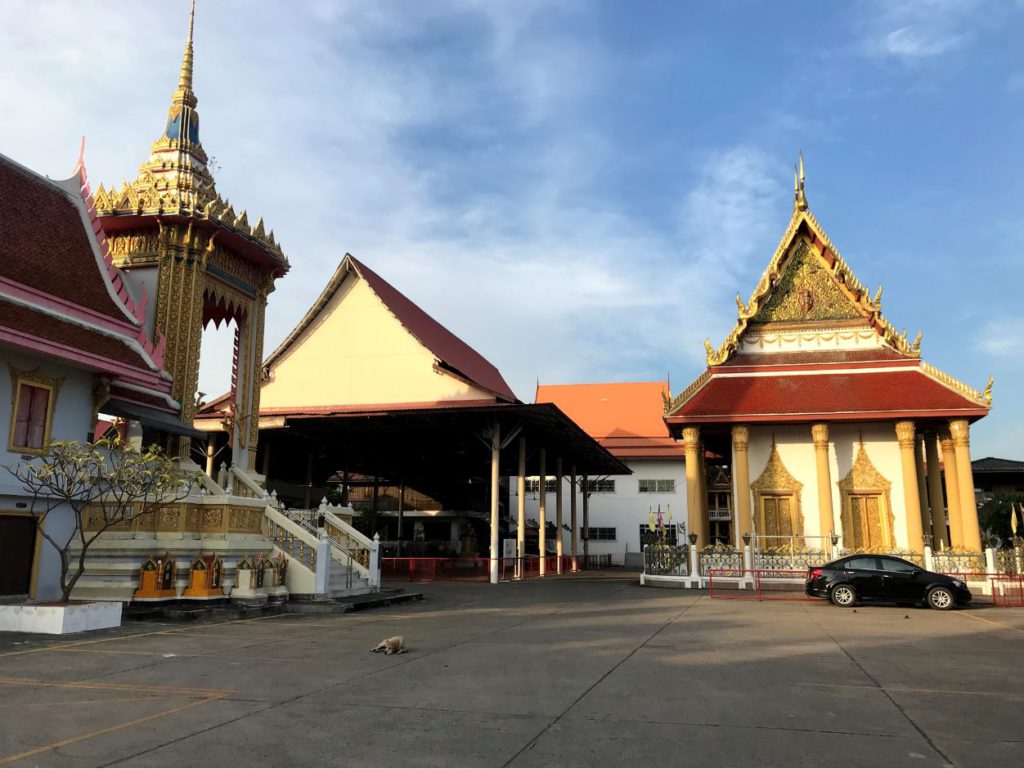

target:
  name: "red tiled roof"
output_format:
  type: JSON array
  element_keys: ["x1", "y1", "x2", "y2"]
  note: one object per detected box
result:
[
  {"x1": 0, "y1": 156, "x2": 130, "y2": 324},
  {"x1": 0, "y1": 301, "x2": 152, "y2": 372},
  {"x1": 666, "y1": 367, "x2": 989, "y2": 425},
  {"x1": 536, "y1": 381, "x2": 685, "y2": 458}
]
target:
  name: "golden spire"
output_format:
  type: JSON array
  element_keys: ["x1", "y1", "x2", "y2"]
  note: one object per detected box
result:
[
  {"x1": 794, "y1": 151, "x2": 807, "y2": 211},
  {"x1": 178, "y1": 0, "x2": 196, "y2": 95}
]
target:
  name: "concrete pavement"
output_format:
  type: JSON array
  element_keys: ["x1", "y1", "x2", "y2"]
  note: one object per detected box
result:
[{"x1": 1, "y1": 577, "x2": 1022, "y2": 766}]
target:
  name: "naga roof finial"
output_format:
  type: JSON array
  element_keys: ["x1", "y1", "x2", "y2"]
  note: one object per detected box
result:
[{"x1": 794, "y1": 150, "x2": 808, "y2": 211}]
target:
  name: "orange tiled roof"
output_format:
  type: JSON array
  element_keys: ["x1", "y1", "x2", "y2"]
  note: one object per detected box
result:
[{"x1": 535, "y1": 381, "x2": 684, "y2": 458}]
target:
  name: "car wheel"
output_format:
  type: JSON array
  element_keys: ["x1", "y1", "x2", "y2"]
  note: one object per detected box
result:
[
  {"x1": 927, "y1": 586, "x2": 955, "y2": 610},
  {"x1": 830, "y1": 584, "x2": 857, "y2": 607}
]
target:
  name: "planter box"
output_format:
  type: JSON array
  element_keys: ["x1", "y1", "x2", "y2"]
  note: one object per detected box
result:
[{"x1": 0, "y1": 601, "x2": 123, "y2": 635}]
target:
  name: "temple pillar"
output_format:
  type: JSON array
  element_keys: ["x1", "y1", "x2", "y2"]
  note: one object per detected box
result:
[
  {"x1": 538, "y1": 448, "x2": 547, "y2": 576},
  {"x1": 895, "y1": 421, "x2": 925, "y2": 551},
  {"x1": 205, "y1": 433, "x2": 216, "y2": 477},
  {"x1": 939, "y1": 429, "x2": 963, "y2": 548},
  {"x1": 570, "y1": 465, "x2": 578, "y2": 571},
  {"x1": 489, "y1": 422, "x2": 500, "y2": 584},
  {"x1": 731, "y1": 425, "x2": 752, "y2": 548},
  {"x1": 949, "y1": 419, "x2": 983, "y2": 552},
  {"x1": 925, "y1": 435, "x2": 946, "y2": 548},
  {"x1": 555, "y1": 457, "x2": 564, "y2": 573},
  {"x1": 682, "y1": 426, "x2": 704, "y2": 548},
  {"x1": 582, "y1": 474, "x2": 590, "y2": 562},
  {"x1": 914, "y1": 436, "x2": 931, "y2": 539},
  {"x1": 811, "y1": 423, "x2": 834, "y2": 545},
  {"x1": 517, "y1": 437, "x2": 526, "y2": 578}
]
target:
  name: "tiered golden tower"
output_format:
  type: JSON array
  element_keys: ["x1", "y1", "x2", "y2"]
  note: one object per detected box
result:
[{"x1": 93, "y1": 1, "x2": 288, "y2": 468}]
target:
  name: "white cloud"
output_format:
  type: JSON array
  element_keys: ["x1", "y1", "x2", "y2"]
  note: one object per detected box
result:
[
  {"x1": 978, "y1": 319, "x2": 1024, "y2": 362},
  {"x1": 858, "y1": 0, "x2": 982, "y2": 61},
  {"x1": 1, "y1": 0, "x2": 787, "y2": 404}
]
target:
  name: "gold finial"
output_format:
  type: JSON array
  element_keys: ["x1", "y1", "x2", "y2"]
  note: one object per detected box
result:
[
  {"x1": 736, "y1": 293, "x2": 747, "y2": 316},
  {"x1": 794, "y1": 151, "x2": 807, "y2": 211},
  {"x1": 872, "y1": 283, "x2": 883, "y2": 307},
  {"x1": 983, "y1": 375, "x2": 993, "y2": 404},
  {"x1": 911, "y1": 330, "x2": 922, "y2": 353},
  {"x1": 178, "y1": 0, "x2": 197, "y2": 93}
]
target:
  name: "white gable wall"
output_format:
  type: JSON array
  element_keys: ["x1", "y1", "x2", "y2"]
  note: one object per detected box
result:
[{"x1": 260, "y1": 274, "x2": 493, "y2": 410}]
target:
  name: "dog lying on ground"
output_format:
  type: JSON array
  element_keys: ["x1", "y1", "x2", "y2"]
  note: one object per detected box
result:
[{"x1": 370, "y1": 636, "x2": 406, "y2": 655}]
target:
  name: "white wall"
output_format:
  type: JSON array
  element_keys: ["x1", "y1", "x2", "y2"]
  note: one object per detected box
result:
[
  {"x1": 511, "y1": 457, "x2": 686, "y2": 565},
  {"x1": 743, "y1": 422, "x2": 908, "y2": 549},
  {"x1": 1, "y1": 346, "x2": 95, "y2": 599}
]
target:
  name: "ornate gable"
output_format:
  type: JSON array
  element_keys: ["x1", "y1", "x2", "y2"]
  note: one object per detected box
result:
[
  {"x1": 703, "y1": 159, "x2": 921, "y2": 366},
  {"x1": 750, "y1": 240, "x2": 864, "y2": 324}
]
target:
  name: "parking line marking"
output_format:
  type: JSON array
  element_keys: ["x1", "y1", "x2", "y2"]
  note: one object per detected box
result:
[
  {"x1": 0, "y1": 676, "x2": 228, "y2": 698},
  {"x1": 23, "y1": 695, "x2": 164, "y2": 708},
  {"x1": 959, "y1": 610, "x2": 1024, "y2": 636},
  {"x1": 798, "y1": 682, "x2": 1024, "y2": 699},
  {"x1": 0, "y1": 695, "x2": 224, "y2": 766}
]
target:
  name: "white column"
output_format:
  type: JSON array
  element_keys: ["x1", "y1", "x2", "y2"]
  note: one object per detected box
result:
[
  {"x1": 489, "y1": 422, "x2": 501, "y2": 585},
  {"x1": 555, "y1": 457, "x2": 564, "y2": 574},
  {"x1": 582, "y1": 474, "x2": 590, "y2": 564},
  {"x1": 517, "y1": 436, "x2": 526, "y2": 579},
  {"x1": 570, "y1": 465, "x2": 578, "y2": 571},
  {"x1": 538, "y1": 448, "x2": 547, "y2": 577},
  {"x1": 369, "y1": 533, "x2": 381, "y2": 591}
]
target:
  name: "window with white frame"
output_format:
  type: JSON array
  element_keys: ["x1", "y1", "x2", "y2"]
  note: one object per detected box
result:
[
  {"x1": 638, "y1": 479, "x2": 675, "y2": 493},
  {"x1": 583, "y1": 527, "x2": 616, "y2": 541},
  {"x1": 524, "y1": 478, "x2": 559, "y2": 493},
  {"x1": 586, "y1": 479, "x2": 615, "y2": 493}
]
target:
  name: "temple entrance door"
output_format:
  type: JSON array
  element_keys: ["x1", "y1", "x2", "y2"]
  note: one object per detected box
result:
[
  {"x1": 0, "y1": 515, "x2": 37, "y2": 596},
  {"x1": 758, "y1": 494, "x2": 797, "y2": 550},
  {"x1": 845, "y1": 494, "x2": 889, "y2": 551}
]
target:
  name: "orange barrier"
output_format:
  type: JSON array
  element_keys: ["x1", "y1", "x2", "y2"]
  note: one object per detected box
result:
[
  {"x1": 380, "y1": 554, "x2": 612, "y2": 582},
  {"x1": 708, "y1": 568, "x2": 818, "y2": 602}
]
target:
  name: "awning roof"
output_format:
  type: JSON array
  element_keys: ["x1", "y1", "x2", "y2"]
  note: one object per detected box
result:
[
  {"x1": 102, "y1": 398, "x2": 204, "y2": 440},
  {"x1": 255, "y1": 402, "x2": 630, "y2": 506}
]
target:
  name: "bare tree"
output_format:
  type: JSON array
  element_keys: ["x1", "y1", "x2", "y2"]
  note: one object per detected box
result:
[{"x1": 5, "y1": 438, "x2": 194, "y2": 602}]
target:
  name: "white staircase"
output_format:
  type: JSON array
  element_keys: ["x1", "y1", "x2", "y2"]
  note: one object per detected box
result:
[{"x1": 69, "y1": 465, "x2": 380, "y2": 603}]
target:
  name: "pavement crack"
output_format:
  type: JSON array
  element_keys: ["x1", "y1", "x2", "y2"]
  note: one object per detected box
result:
[
  {"x1": 502, "y1": 594, "x2": 702, "y2": 767},
  {"x1": 801, "y1": 603, "x2": 956, "y2": 767}
]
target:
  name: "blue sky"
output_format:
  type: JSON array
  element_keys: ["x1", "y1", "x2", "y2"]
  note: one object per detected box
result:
[{"x1": 2, "y1": 0, "x2": 1022, "y2": 457}]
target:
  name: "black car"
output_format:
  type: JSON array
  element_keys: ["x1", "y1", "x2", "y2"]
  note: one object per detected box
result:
[{"x1": 805, "y1": 554, "x2": 971, "y2": 610}]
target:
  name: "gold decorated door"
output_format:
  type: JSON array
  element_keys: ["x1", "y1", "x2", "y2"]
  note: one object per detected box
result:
[
  {"x1": 844, "y1": 494, "x2": 889, "y2": 551},
  {"x1": 758, "y1": 494, "x2": 796, "y2": 549}
]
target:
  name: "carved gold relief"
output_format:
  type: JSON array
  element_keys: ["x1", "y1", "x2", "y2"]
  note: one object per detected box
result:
[{"x1": 752, "y1": 241, "x2": 862, "y2": 324}]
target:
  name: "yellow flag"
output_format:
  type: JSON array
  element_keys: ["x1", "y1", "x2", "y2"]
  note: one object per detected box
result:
[
  {"x1": 648, "y1": 510, "x2": 656, "y2": 532},
  {"x1": 1012, "y1": 504, "x2": 1019, "y2": 536}
]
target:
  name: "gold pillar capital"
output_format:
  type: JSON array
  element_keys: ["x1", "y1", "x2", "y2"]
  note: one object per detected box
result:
[
  {"x1": 811, "y1": 422, "x2": 829, "y2": 449},
  {"x1": 682, "y1": 425, "x2": 700, "y2": 450},
  {"x1": 731, "y1": 424, "x2": 749, "y2": 451},
  {"x1": 894, "y1": 420, "x2": 917, "y2": 449},
  {"x1": 949, "y1": 419, "x2": 970, "y2": 448}
]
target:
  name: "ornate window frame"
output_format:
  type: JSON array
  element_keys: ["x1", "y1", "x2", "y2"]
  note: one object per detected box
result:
[
  {"x1": 8, "y1": 366, "x2": 64, "y2": 456},
  {"x1": 837, "y1": 442, "x2": 895, "y2": 551},
  {"x1": 750, "y1": 440, "x2": 805, "y2": 540}
]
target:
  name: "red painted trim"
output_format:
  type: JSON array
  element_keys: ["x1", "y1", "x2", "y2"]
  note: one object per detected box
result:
[
  {"x1": 0, "y1": 325, "x2": 172, "y2": 393},
  {"x1": 195, "y1": 398, "x2": 501, "y2": 419},
  {"x1": 665, "y1": 408, "x2": 989, "y2": 425},
  {"x1": 712, "y1": 358, "x2": 919, "y2": 375}
]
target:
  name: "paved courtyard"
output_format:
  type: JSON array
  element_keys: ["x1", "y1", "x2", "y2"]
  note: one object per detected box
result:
[{"x1": 1, "y1": 576, "x2": 1023, "y2": 767}]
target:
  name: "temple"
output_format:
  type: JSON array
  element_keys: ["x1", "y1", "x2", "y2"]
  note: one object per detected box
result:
[
  {"x1": 91, "y1": 0, "x2": 288, "y2": 470},
  {"x1": 664, "y1": 156, "x2": 992, "y2": 556}
]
